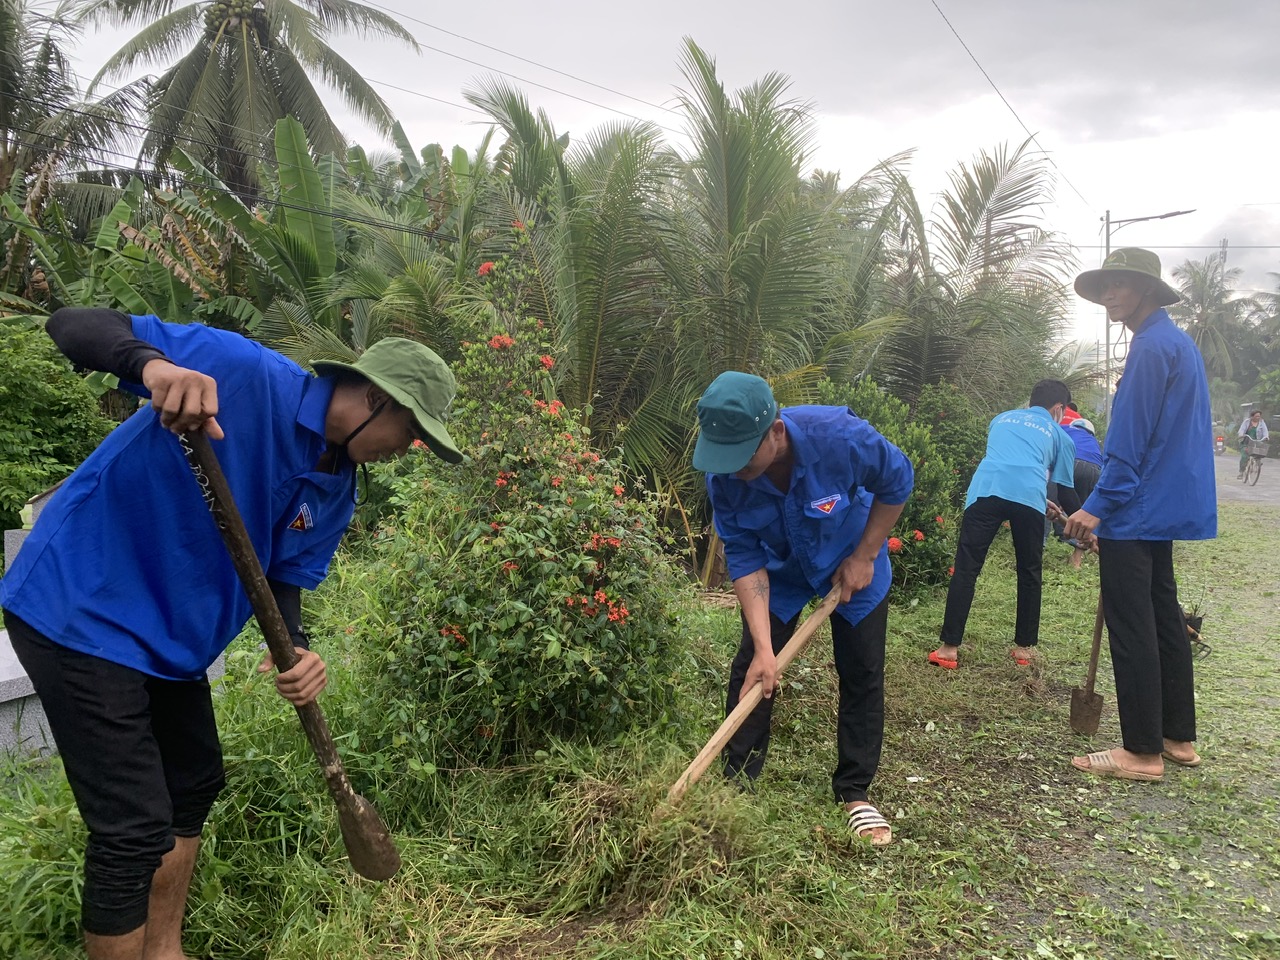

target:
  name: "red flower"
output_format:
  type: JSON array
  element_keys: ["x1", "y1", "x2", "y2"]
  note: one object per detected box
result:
[
  {"x1": 488, "y1": 333, "x2": 514, "y2": 349},
  {"x1": 540, "y1": 355, "x2": 555, "y2": 370},
  {"x1": 613, "y1": 485, "x2": 625, "y2": 497},
  {"x1": 490, "y1": 521, "x2": 503, "y2": 531},
  {"x1": 502, "y1": 561, "x2": 519, "y2": 572},
  {"x1": 948, "y1": 566, "x2": 955, "y2": 576},
  {"x1": 913, "y1": 530, "x2": 925, "y2": 542},
  {"x1": 887, "y1": 537, "x2": 903, "y2": 554},
  {"x1": 935, "y1": 515, "x2": 945, "y2": 525},
  {"x1": 551, "y1": 476, "x2": 563, "y2": 487},
  {"x1": 477, "y1": 261, "x2": 495, "y2": 277},
  {"x1": 412, "y1": 439, "x2": 425, "y2": 449},
  {"x1": 512, "y1": 220, "x2": 524, "y2": 231}
]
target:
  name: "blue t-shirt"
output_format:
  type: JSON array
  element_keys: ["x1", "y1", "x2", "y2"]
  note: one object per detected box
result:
[
  {"x1": 707, "y1": 406, "x2": 914, "y2": 626},
  {"x1": 1083, "y1": 310, "x2": 1216, "y2": 541},
  {"x1": 965, "y1": 406, "x2": 1077, "y2": 512},
  {"x1": 1063, "y1": 424, "x2": 1103, "y2": 467},
  {"x1": 0, "y1": 317, "x2": 357, "y2": 680}
]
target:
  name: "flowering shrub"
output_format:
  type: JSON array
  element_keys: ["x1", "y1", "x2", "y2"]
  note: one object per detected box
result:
[
  {"x1": 818, "y1": 378, "x2": 958, "y2": 599},
  {"x1": 352, "y1": 320, "x2": 682, "y2": 767}
]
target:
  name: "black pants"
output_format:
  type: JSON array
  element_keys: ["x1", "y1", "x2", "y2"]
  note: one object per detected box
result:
[
  {"x1": 1097, "y1": 539, "x2": 1196, "y2": 754},
  {"x1": 723, "y1": 595, "x2": 888, "y2": 804},
  {"x1": 940, "y1": 496, "x2": 1044, "y2": 648},
  {"x1": 3, "y1": 611, "x2": 225, "y2": 937}
]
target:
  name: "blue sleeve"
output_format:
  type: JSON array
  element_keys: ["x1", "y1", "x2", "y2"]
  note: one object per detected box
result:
[
  {"x1": 127, "y1": 315, "x2": 263, "y2": 402},
  {"x1": 1083, "y1": 342, "x2": 1168, "y2": 520},
  {"x1": 846, "y1": 415, "x2": 914, "y2": 505},
  {"x1": 1052, "y1": 429, "x2": 1076, "y2": 488},
  {"x1": 707, "y1": 475, "x2": 768, "y2": 581}
]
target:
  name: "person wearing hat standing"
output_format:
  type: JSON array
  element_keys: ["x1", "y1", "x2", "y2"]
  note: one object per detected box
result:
[
  {"x1": 1064, "y1": 248, "x2": 1216, "y2": 781},
  {"x1": 0, "y1": 307, "x2": 462, "y2": 960},
  {"x1": 694, "y1": 372, "x2": 914, "y2": 844}
]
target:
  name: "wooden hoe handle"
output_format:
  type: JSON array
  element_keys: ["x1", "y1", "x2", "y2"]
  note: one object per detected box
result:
[
  {"x1": 180, "y1": 430, "x2": 400, "y2": 881},
  {"x1": 666, "y1": 586, "x2": 842, "y2": 805}
]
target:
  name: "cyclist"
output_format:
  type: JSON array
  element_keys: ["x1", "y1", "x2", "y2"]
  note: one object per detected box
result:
[{"x1": 1237, "y1": 410, "x2": 1269, "y2": 479}]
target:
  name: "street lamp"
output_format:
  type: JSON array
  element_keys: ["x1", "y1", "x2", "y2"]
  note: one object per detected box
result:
[{"x1": 1100, "y1": 208, "x2": 1196, "y2": 416}]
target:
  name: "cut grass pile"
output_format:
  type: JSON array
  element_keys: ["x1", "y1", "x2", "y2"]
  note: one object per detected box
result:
[{"x1": 1, "y1": 501, "x2": 1277, "y2": 959}]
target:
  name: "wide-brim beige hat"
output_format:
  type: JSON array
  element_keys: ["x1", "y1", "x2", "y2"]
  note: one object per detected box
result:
[{"x1": 1074, "y1": 247, "x2": 1180, "y2": 307}]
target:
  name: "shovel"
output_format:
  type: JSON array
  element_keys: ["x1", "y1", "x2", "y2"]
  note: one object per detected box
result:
[
  {"x1": 1070, "y1": 592, "x2": 1106, "y2": 736},
  {"x1": 666, "y1": 586, "x2": 841, "y2": 805},
  {"x1": 180, "y1": 430, "x2": 401, "y2": 881}
]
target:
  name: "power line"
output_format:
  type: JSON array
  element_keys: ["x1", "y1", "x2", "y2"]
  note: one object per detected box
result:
[
  {"x1": 340, "y1": 17, "x2": 684, "y2": 137},
  {"x1": 1076, "y1": 244, "x2": 1280, "y2": 250},
  {"x1": 363, "y1": 1, "x2": 680, "y2": 117},
  {"x1": 928, "y1": 0, "x2": 1091, "y2": 210}
]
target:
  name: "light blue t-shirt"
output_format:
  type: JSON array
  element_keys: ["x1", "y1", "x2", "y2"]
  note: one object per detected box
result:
[
  {"x1": 965, "y1": 406, "x2": 1077, "y2": 512},
  {"x1": 0, "y1": 317, "x2": 357, "y2": 680}
]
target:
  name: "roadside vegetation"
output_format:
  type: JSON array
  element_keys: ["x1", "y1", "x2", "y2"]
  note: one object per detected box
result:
[
  {"x1": 3, "y1": 6, "x2": 1279, "y2": 958},
  {"x1": 2, "y1": 497, "x2": 1276, "y2": 959}
]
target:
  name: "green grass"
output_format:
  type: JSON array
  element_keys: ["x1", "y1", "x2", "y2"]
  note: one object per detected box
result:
[{"x1": 2, "y1": 502, "x2": 1278, "y2": 959}]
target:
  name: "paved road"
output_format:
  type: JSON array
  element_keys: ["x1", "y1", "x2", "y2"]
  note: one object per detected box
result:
[{"x1": 1213, "y1": 445, "x2": 1279, "y2": 504}]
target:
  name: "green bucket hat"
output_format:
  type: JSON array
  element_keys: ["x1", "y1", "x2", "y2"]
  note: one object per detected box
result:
[
  {"x1": 1074, "y1": 247, "x2": 1181, "y2": 307},
  {"x1": 692, "y1": 371, "x2": 778, "y2": 474},
  {"x1": 313, "y1": 338, "x2": 463, "y2": 463}
]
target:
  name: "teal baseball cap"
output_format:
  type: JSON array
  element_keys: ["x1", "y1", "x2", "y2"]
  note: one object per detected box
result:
[{"x1": 693, "y1": 371, "x2": 778, "y2": 474}]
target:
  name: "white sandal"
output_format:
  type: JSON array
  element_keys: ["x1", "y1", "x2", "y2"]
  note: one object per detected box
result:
[{"x1": 846, "y1": 803, "x2": 893, "y2": 846}]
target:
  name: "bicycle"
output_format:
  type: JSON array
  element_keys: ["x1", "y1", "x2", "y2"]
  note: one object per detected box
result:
[{"x1": 1241, "y1": 438, "x2": 1269, "y2": 485}]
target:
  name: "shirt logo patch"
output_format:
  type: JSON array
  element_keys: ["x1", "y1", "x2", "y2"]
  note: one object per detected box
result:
[
  {"x1": 811, "y1": 494, "x2": 842, "y2": 514},
  {"x1": 288, "y1": 503, "x2": 314, "y2": 531}
]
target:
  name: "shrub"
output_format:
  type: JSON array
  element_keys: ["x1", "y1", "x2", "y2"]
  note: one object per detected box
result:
[
  {"x1": 913, "y1": 381, "x2": 989, "y2": 506},
  {"x1": 0, "y1": 326, "x2": 114, "y2": 530},
  {"x1": 349, "y1": 321, "x2": 684, "y2": 780},
  {"x1": 817, "y1": 378, "x2": 958, "y2": 599}
]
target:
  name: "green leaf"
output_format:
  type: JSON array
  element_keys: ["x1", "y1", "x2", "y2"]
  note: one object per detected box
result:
[{"x1": 273, "y1": 116, "x2": 336, "y2": 277}]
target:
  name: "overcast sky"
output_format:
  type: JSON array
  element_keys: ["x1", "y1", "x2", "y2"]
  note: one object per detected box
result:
[{"x1": 69, "y1": 0, "x2": 1280, "y2": 349}]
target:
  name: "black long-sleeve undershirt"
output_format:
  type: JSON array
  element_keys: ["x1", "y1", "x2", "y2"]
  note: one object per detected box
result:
[
  {"x1": 46, "y1": 307, "x2": 311, "y2": 649},
  {"x1": 45, "y1": 307, "x2": 171, "y2": 384}
]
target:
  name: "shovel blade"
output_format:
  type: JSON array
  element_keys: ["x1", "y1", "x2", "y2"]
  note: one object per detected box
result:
[
  {"x1": 1069, "y1": 686, "x2": 1104, "y2": 736},
  {"x1": 337, "y1": 793, "x2": 402, "y2": 881}
]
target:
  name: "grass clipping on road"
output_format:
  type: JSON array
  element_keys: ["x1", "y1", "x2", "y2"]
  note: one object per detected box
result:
[{"x1": 2, "y1": 503, "x2": 1278, "y2": 959}]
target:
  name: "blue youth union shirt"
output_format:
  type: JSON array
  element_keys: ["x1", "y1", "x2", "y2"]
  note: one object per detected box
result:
[
  {"x1": 965, "y1": 406, "x2": 1077, "y2": 512},
  {"x1": 1083, "y1": 310, "x2": 1216, "y2": 541},
  {"x1": 707, "y1": 406, "x2": 914, "y2": 626},
  {"x1": 0, "y1": 317, "x2": 357, "y2": 680},
  {"x1": 1064, "y1": 424, "x2": 1103, "y2": 467}
]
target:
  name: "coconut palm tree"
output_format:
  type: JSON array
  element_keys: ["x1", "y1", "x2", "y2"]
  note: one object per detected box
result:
[
  {"x1": 79, "y1": 0, "x2": 418, "y2": 198},
  {"x1": 1, "y1": 0, "x2": 144, "y2": 291},
  {"x1": 838, "y1": 139, "x2": 1076, "y2": 411},
  {"x1": 1168, "y1": 254, "x2": 1257, "y2": 379}
]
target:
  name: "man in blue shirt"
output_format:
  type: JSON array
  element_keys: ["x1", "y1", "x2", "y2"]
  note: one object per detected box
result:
[
  {"x1": 1065, "y1": 248, "x2": 1216, "y2": 781},
  {"x1": 1, "y1": 308, "x2": 461, "y2": 960},
  {"x1": 1060, "y1": 418, "x2": 1104, "y2": 569},
  {"x1": 695, "y1": 372, "x2": 914, "y2": 845},
  {"x1": 929, "y1": 380, "x2": 1080, "y2": 669}
]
